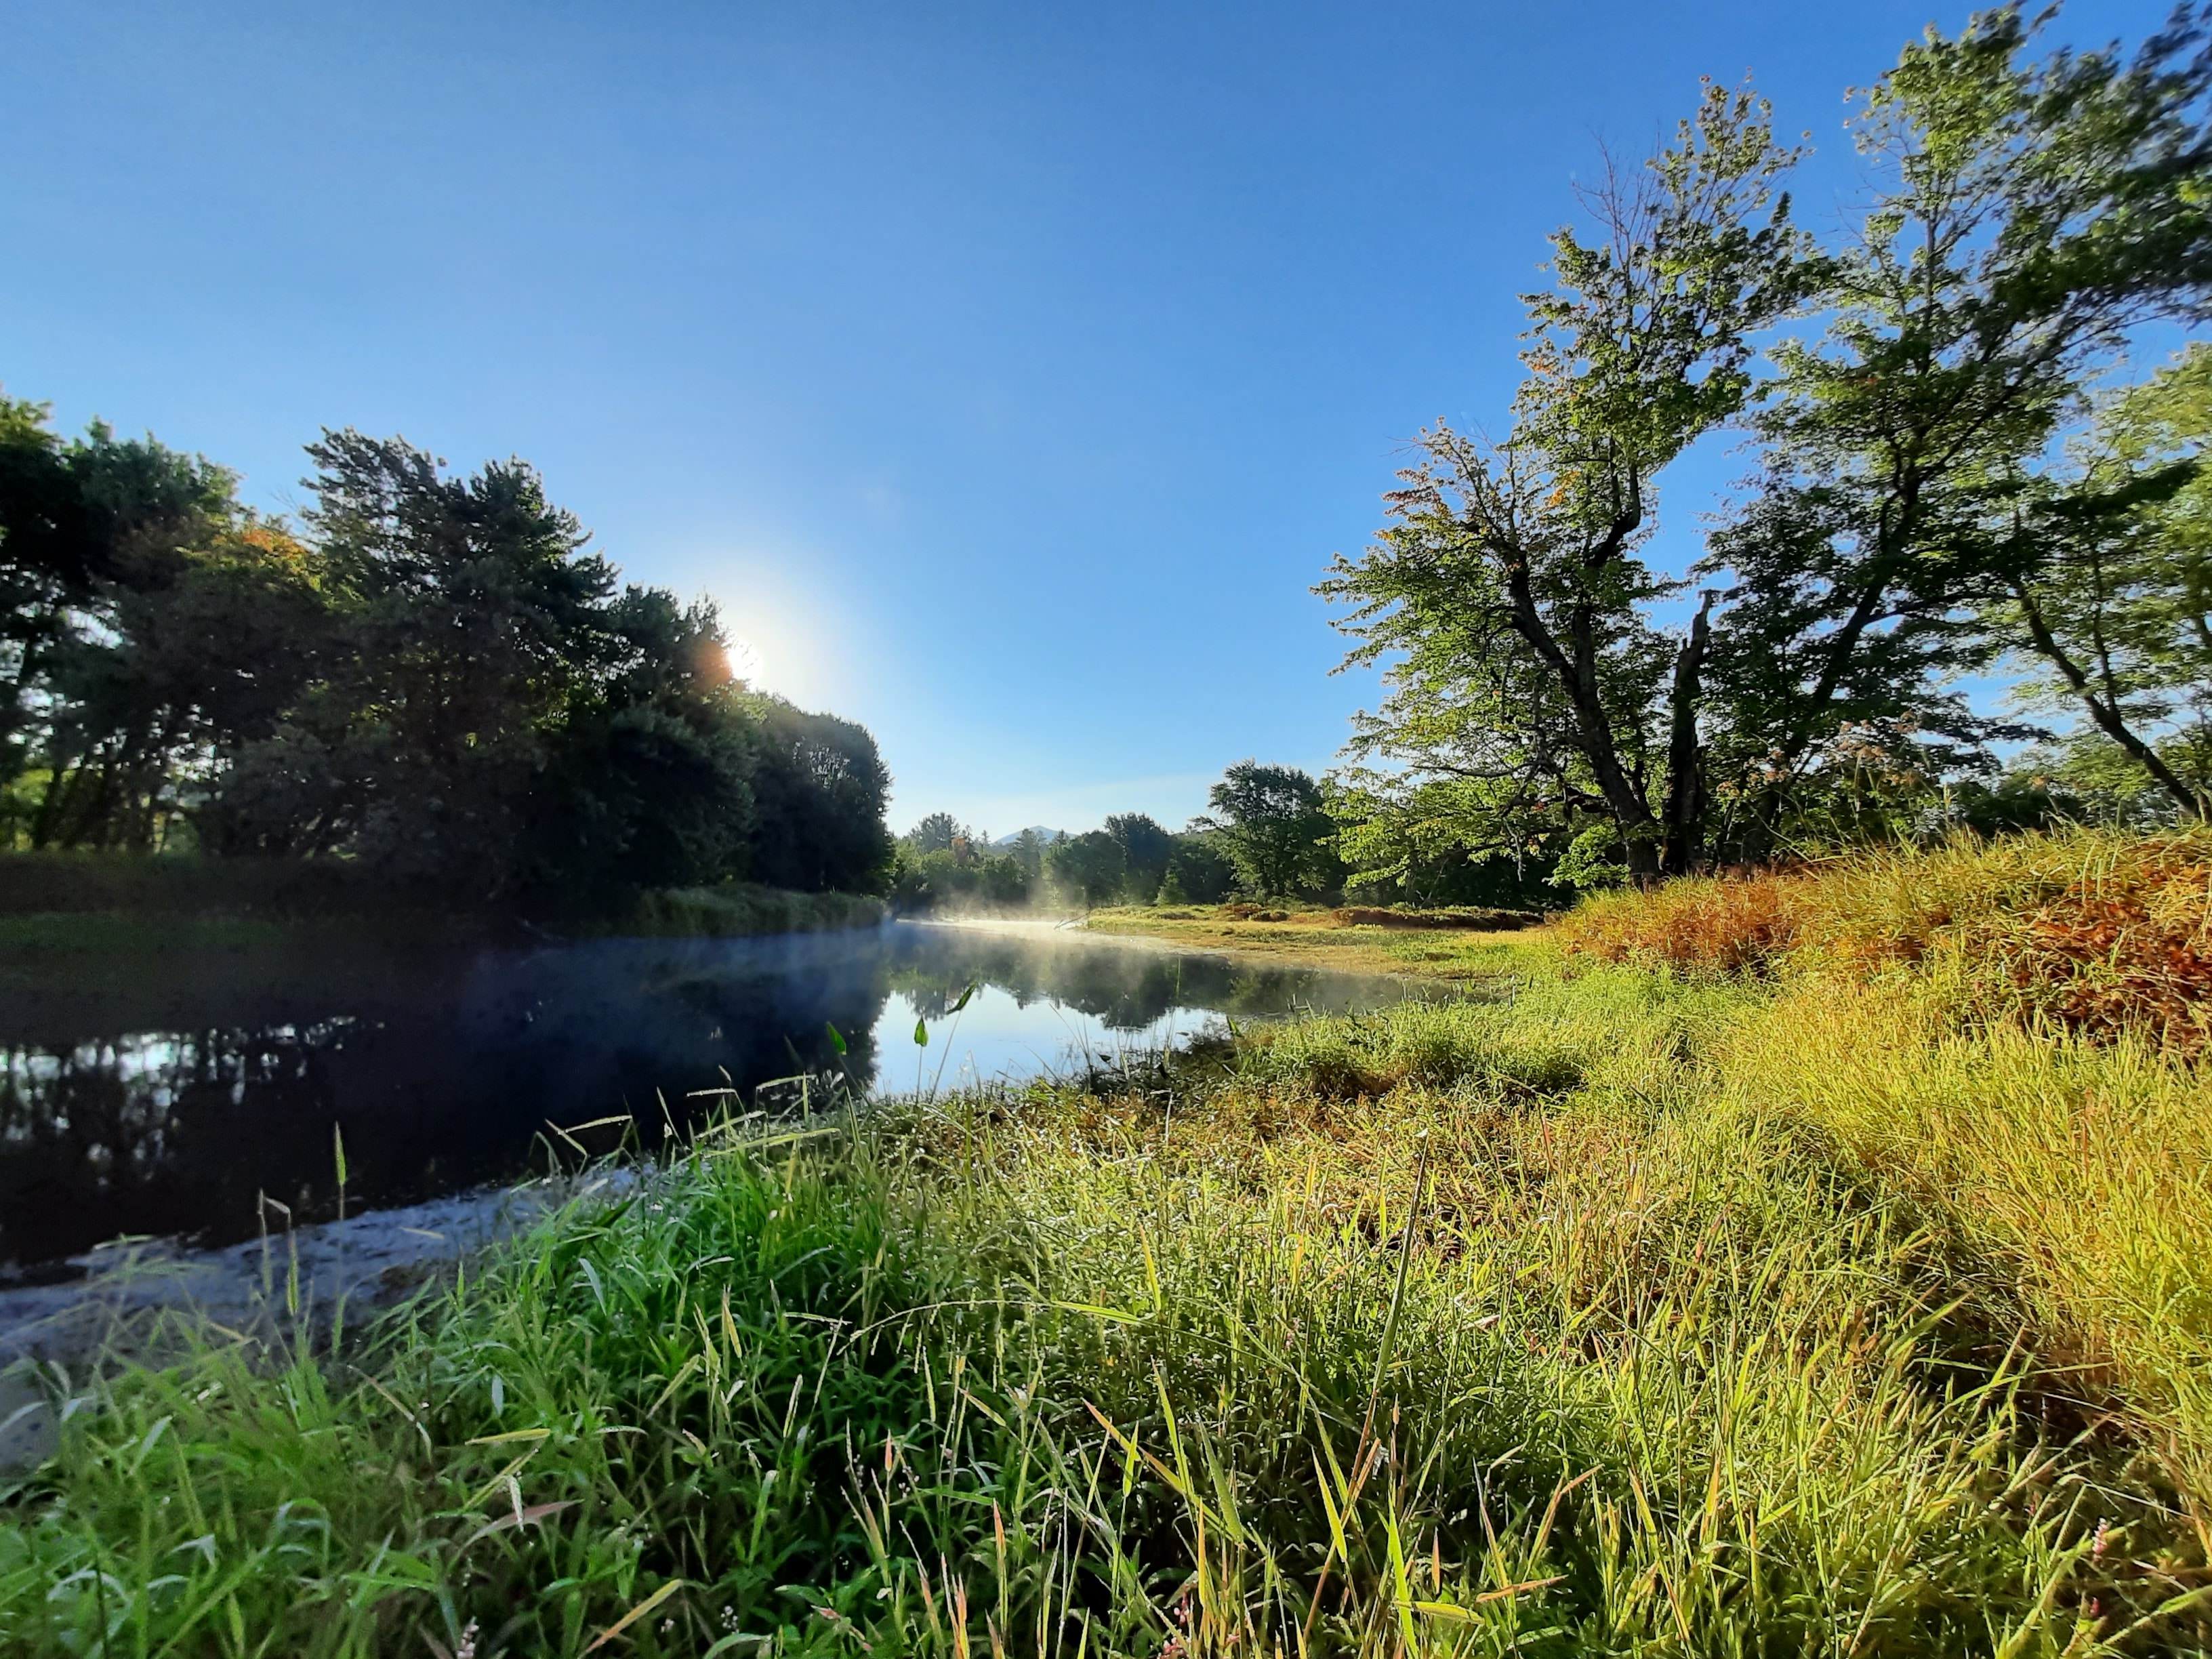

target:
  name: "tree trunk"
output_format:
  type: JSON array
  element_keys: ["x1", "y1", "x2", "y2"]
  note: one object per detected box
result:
[
  {"x1": 1660, "y1": 592, "x2": 1715, "y2": 876},
  {"x1": 29, "y1": 754, "x2": 81, "y2": 850},
  {"x1": 1499, "y1": 560, "x2": 1664, "y2": 867}
]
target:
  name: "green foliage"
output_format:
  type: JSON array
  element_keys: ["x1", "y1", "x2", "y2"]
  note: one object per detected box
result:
[
  {"x1": 1986, "y1": 344, "x2": 2212, "y2": 814},
  {"x1": 907, "y1": 812, "x2": 965, "y2": 855},
  {"x1": 1199, "y1": 761, "x2": 1342, "y2": 899},
  {"x1": 0, "y1": 397, "x2": 265, "y2": 845},
  {"x1": 888, "y1": 817, "x2": 1230, "y2": 916},
  {"x1": 1705, "y1": 5, "x2": 2212, "y2": 849},
  {"x1": 891, "y1": 843, "x2": 1033, "y2": 912},
  {"x1": 893, "y1": 817, "x2": 1031, "y2": 911},
  {"x1": 1008, "y1": 827, "x2": 1047, "y2": 881},
  {"x1": 1328, "y1": 774, "x2": 1559, "y2": 905},
  {"x1": 1164, "y1": 830, "x2": 1236, "y2": 904},
  {"x1": 1319, "y1": 83, "x2": 1805, "y2": 880},
  {"x1": 743, "y1": 700, "x2": 895, "y2": 895},
  {"x1": 0, "y1": 414, "x2": 893, "y2": 903},
  {"x1": 1324, "y1": 8, "x2": 2212, "y2": 876},
  {"x1": 1103, "y1": 813, "x2": 1173, "y2": 903},
  {"x1": 1044, "y1": 827, "x2": 1126, "y2": 907}
]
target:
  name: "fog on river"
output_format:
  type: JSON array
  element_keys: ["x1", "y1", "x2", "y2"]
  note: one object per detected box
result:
[{"x1": 0, "y1": 921, "x2": 1425, "y2": 1272}]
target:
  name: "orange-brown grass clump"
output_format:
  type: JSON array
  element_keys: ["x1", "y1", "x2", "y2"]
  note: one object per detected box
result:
[
  {"x1": 1948, "y1": 838, "x2": 2212, "y2": 1052},
  {"x1": 1554, "y1": 869, "x2": 1807, "y2": 972},
  {"x1": 1559, "y1": 825, "x2": 2212, "y2": 1054}
]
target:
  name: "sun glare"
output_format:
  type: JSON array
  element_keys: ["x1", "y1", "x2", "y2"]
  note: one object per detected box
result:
[{"x1": 725, "y1": 634, "x2": 763, "y2": 684}]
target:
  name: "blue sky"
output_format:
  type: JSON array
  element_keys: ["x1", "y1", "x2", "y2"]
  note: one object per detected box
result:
[{"x1": 0, "y1": 0, "x2": 2155, "y2": 836}]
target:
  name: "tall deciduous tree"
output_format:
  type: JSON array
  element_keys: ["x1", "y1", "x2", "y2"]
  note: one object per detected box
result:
[
  {"x1": 1046, "y1": 829, "x2": 1126, "y2": 907},
  {"x1": 1105, "y1": 811, "x2": 1174, "y2": 901},
  {"x1": 0, "y1": 401, "x2": 287, "y2": 850},
  {"x1": 1200, "y1": 761, "x2": 1340, "y2": 898},
  {"x1": 206, "y1": 431, "x2": 619, "y2": 881},
  {"x1": 1706, "y1": 3, "x2": 2212, "y2": 849},
  {"x1": 744, "y1": 699, "x2": 894, "y2": 892},
  {"x1": 1329, "y1": 7, "x2": 2212, "y2": 880},
  {"x1": 1987, "y1": 344, "x2": 2212, "y2": 813},
  {"x1": 1322, "y1": 82, "x2": 1805, "y2": 879},
  {"x1": 907, "y1": 812, "x2": 964, "y2": 854}
]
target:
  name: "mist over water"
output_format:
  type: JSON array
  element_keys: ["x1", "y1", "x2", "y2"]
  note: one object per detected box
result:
[{"x1": 0, "y1": 922, "x2": 1418, "y2": 1273}]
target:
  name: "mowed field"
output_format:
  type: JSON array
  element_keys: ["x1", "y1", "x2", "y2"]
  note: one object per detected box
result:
[{"x1": 1083, "y1": 903, "x2": 1545, "y2": 983}]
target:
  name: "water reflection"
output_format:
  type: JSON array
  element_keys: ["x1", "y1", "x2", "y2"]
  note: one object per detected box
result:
[{"x1": 0, "y1": 922, "x2": 1413, "y2": 1270}]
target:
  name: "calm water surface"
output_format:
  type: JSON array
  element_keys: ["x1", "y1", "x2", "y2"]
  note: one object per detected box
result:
[{"x1": 0, "y1": 920, "x2": 1421, "y2": 1271}]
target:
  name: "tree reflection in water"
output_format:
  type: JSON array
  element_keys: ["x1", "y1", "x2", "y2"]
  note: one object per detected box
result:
[{"x1": 0, "y1": 925, "x2": 1411, "y2": 1271}]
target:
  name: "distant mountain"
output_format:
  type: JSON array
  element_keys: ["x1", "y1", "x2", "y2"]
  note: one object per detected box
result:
[{"x1": 991, "y1": 825, "x2": 1069, "y2": 847}]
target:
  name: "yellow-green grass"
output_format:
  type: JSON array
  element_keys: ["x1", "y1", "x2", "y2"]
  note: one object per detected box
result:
[
  {"x1": 1545, "y1": 826, "x2": 2212, "y2": 1524},
  {"x1": 1084, "y1": 903, "x2": 1545, "y2": 984},
  {"x1": 8, "y1": 921, "x2": 2212, "y2": 1654},
  {"x1": 1724, "y1": 982, "x2": 2212, "y2": 1521}
]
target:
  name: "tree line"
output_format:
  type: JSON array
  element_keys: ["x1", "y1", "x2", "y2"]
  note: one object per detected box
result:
[
  {"x1": 0, "y1": 414, "x2": 893, "y2": 903},
  {"x1": 1324, "y1": 5, "x2": 2212, "y2": 888},
  {"x1": 893, "y1": 759, "x2": 1551, "y2": 911}
]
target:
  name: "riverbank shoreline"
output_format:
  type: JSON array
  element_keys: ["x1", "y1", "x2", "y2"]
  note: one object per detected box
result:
[
  {"x1": 9, "y1": 831, "x2": 2211, "y2": 1653},
  {"x1": 0, "y1": 850, "x2": 889, "y2": 948},
  {"x1": 0, "y1": 1176, "x2": 626, "y2": 1468}
]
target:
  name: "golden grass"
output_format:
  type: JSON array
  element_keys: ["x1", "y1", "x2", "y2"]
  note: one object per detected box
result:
[
  {"x1": 1548, "y1": 827, "x2": 2212, "y2": 1537},
  {"x1": 1725, "y1": 982, "x2": 2212, "y2": 1515},
  {"x1": 1559, "y1": 826, "x2": 2212, "y2": 1052}
]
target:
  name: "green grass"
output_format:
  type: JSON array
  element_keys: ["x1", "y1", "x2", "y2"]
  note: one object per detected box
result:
[
  {"x1": 0, "y1": 909, "x2": 457, "y2": 1018},
  {"x1": 0, "y1": 909, "x2": 298, "y2": 956},
  {"x1": 8, "y1": 942, "x2": 2212, "y2": 1654}
]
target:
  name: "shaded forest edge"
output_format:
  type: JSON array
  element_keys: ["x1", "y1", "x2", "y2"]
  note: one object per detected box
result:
[{"x1": 0, "y1": 851, "x2": 888, "y2": 944}]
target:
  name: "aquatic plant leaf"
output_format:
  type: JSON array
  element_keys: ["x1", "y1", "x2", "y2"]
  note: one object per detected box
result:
[
  {"x1": 825, "y1": 1022, "x2": 847, "y2": 1055},
  {"x1": 914, "y1": 1017, "x2": 929, "y2": 1047}
]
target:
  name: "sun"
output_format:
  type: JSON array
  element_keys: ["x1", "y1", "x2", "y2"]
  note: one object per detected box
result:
[{"x1": 724, "y1": 634, "x2": 764, "y2": 684}]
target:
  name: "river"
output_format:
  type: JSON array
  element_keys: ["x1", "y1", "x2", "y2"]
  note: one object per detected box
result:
[{"x1": 0, "y1": 919, "x2": 1422, "y2": 1276}]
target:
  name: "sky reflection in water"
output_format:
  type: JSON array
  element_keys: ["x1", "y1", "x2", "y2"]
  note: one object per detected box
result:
[{"x1": 0, "y1": 922, "x2": 1416, "y2": 1271}]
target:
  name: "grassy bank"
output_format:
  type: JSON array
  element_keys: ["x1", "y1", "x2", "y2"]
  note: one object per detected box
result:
[
  {"x1": 1084, "y1": 902, "x2": 1540, "y2": 982},
  {"x1": 5, "y1": 829, "x2": 2211, "y2": 1655}
]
